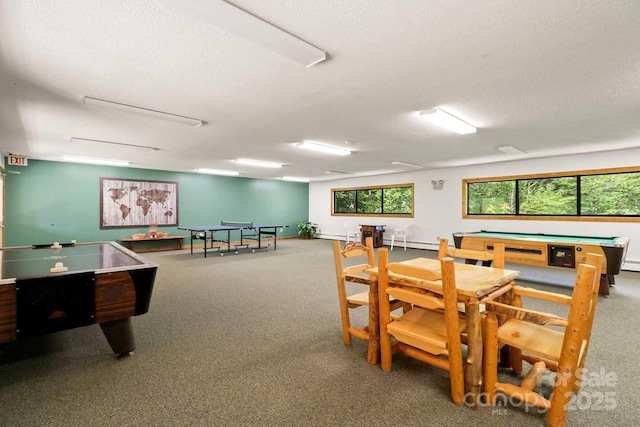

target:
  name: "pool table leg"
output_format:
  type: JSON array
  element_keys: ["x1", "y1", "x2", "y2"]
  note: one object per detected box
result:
[
  {"x1": 100, "y1": 318, "x2": 136, "y2": 357},
  {"x1": 597, "y1": 275, "x2": 610, "y2": 296}
]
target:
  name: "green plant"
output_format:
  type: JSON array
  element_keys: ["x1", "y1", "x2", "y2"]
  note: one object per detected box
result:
[{"x1": 296, "y1": 220, "x2": 317, "y2": 238}]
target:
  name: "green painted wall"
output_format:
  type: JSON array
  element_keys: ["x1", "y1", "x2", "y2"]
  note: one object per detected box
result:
[{"x1": 4, "y1": 160, "x2": 308, "y2": 246}]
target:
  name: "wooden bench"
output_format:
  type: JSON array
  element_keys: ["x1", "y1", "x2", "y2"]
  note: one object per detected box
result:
[{"x1": 118, "y1": 236, "x2": 188, "y2": 252}]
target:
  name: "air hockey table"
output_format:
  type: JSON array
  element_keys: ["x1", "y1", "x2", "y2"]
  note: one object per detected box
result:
[{"x1": 0, "y1": 241, "x2": 157, "y2": 357}]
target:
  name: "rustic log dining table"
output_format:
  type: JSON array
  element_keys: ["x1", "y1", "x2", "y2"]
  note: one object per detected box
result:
[{"x1": 367, "y1": 257, "x2": 521, "y2": 408}]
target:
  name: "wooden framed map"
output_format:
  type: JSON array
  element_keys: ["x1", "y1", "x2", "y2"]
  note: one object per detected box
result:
[{"x1": 100, "y1": 178, "x2": 178, "y2": 228}]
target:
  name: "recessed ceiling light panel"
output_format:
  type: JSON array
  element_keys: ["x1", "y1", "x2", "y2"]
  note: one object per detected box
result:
[
  {"x1": 419, "y1": 108, "x2": 477, "y2": 135},
  {"x1": 235, "y1": 158, "x2": 282, "y2": 168},
  {"x1": 498, "y1": 145, "x2": 527, "y2": 155},
  {"x1": 62, "y1": 155, "x2": 131, "y2": 167},
  {"x1": 196, "y1": 168, "x2": 240, "y2": 176},
  {"x1": 297, "y1": 141, "x2": 351, "y2": 156},
  {"x1": 390, "y1": 161, "x2": 423, "y2": 168},
  {"x1": 324, "y1": 170, "x2": 353, "y2": 175},
  {"x1": 158, "y1": 0, "x2": 327, "y2": 67},
  {"x1": 281, "y1": 176, "x2": 310, "y2": 183}
]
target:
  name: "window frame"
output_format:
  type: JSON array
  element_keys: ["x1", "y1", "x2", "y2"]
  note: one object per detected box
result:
[
  {"x1": 463, "y1": 166, "x2": 640, "y2": 223},
  {"x1": 331, "y1": 183, "x2": 414, "y2": 218}
]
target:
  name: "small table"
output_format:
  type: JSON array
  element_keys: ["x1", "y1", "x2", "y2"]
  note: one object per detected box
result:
[
  {"x1": 368, "y1": 258, "x2": 521, "y2": 408},
  {"x1": 118, "y1": 235, "x2": 188, "y2": 252}
]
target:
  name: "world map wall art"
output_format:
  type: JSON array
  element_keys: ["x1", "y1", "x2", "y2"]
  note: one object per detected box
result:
[{"x1": 100, "y1": 177, "x2": 178, "y2": 228}]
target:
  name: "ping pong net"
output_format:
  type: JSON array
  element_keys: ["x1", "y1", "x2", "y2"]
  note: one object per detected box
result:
[
  {"x1": 220, "y1": 221, "x2": 257, "y2": 249},
  {"x1": 220, "y1": 221, "x2": 253, "y2": 228}
]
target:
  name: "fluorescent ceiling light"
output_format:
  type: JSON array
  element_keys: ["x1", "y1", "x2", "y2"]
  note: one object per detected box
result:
[
  {"x1": 196, "y1": 168, "x2": 240, "y2": 176},
  {"x1": 324, "y1": 170, "x2": 353, "y2": 175},
  {"x1": 62, "y1": 155, "x2": 131, "y2": 167},
  {"x1": 498, "y1": 145, "x2": 527, "y2": 155},
  {"x1": 70, "y1": 137, "x2": 159, "y2": 153},
  {"x1": 391, "y1": 161, "x2": 423, "y2": 168},
  {"x1": 281, "y1": 176, "x2": 309, "y2": 183},
  {"x1": 83, "y1": 96, "x2": 204, "y2": 127},
  {"x1": 159, "y1": 0, "x2": 326, "y2": 67},
  {"x1": 297, "y1": 141, "x2": 351, "y2": 156},
  {"x1": 419, "y1": 108, "x2": 477, "y2": 135},
  {"x1": 235, "y1": 158, "x2": 282, "y2": 168}
]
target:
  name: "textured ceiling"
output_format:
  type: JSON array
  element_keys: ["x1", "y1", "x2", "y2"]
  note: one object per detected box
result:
[{"x1": 1, "y1": 0, "x2": 640, "y2": 181}]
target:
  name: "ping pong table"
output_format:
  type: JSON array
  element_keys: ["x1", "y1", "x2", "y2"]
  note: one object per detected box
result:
[{"x1": 178, "y1": 221, "x2": 287, "y2": 257}]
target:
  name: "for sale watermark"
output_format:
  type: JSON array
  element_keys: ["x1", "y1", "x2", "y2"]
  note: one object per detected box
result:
[{"x1": 465, "y1": 367, "x2": 618, "y2": 415}]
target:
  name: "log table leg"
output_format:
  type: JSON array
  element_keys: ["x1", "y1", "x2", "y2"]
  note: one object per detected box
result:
[
  {"x1": 366, "y1": 279, "x2": 380, "y2": 365},
  {"x1": 464, "y1": 300, "x2": 482, "y2": 409}
]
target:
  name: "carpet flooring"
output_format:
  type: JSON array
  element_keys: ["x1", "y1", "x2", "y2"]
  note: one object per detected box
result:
[{"x1": 0, "y1": 239, "x2": 639, "y2": 426}]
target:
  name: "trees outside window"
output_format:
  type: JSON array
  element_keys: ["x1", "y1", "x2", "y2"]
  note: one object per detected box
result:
[
  {"x1": 332, "y1": 184, "x2": 413, "y2": 217},
  {"x1": 465, "y1": 167, "x2": 640, "y2": 222},
  {"x1": 518, "y1": 177, "x2": 577, "y2": 215},
  {"x1": 467, "y1": 181, "x2": 515, "y2": 214},
  {"x1": 581, "y1": 172, "x2": 640, "y2": 216}
]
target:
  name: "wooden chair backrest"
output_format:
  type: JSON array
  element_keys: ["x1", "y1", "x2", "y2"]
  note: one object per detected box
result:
[
  {"x1": 378, "y1": 249, "x2": 465, "y2": 404},
  {"x1": 341, "y1": 241, "x2": 370, "y2": 258},
  {"x1": 487, "y1": 253, "x2": 602, "y2": 330},
  {"x1": 439, "y1": 257, "x2": 464, "y2": 353},
  {"x1": 572, "y1": 252, "x2": 603, "y2": 378},
  {"x1": 387, "y1": 262, "x2": 441, "y2": 282},
  {"x1": 383, "y1": 256, "x2": 461, "y2": 331},
  {"x1": 385, "y1": 261, "x2": 442, "y2": 310},
  {"x1": 438, "y1": 238, "x2": 505, "y2": 269},
  {"x1": 564, "y1": 260, "x2": 598, "y2": 345},
  {"x1": 482, "y1": 253, "x2": 602, "y2": 426},
  {"x1": 546, "y1": 261, "x2": 598, "y2": 425},
  {"x1": 583, "y1": 252, "x2": 603, "y2": 321},
  {"x1": 332, "y1": 237, "x2": 375, "y2": 279}
]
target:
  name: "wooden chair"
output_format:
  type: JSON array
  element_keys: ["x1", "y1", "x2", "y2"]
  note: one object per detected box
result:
[
  {"x1": 378, "y1": 248, "x2": 467, "y2": 405},
  {"x1": 438, "y1": 238, "x2": 506, "y2": 315},
  {"x1": 482, "y1": 253, "x2": 603, "y2": 427},
  {"x1": 332, "y1": 237, "x2": 402, "y2": 363},
  {"x1": 438, "y1": 238, "x2": 505, "y2": 269}
]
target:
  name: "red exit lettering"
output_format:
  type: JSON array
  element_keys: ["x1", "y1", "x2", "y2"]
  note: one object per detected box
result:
[{"x1": 8, "y1": 155, "x2": 28, "y2": 166}]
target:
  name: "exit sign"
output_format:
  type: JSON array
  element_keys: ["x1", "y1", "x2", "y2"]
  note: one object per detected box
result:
[{"x1": 8, "y1": 155, "x2": 28, "y2": 166}]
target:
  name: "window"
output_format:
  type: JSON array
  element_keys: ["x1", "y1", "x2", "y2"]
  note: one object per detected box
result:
[
  {"x1": 357, "y1": 188, "x2": 382, "y2": 214},
  {"x1": 518, "y1": 177, "x2": 577, "y2": 215},
  {"x1": 467, "y1": 180, "x2": 515, "y2": 214},
  {"x1": 334, "y1": 190, "x2": 356, "y2": 214},
  {"x1": 581, "y1": 172, "x2": 640, "y2": 215},
  {"x1": 464, "y1": 167, "x2": 640, "y2": 222},
  {"x1": 332, "y1": 183, "x2": 414, "y2": 217}
]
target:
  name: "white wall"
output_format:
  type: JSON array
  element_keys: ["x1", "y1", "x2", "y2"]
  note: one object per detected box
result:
[{"x1": 309, "y1": 148, "x2": 640, "y2": 271}]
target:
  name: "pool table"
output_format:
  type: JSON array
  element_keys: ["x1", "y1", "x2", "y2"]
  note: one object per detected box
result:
[
  {"x1": 453, "y1": 231, "x2": 629, "y2": 296},
  {"x1": 0, "y1": 241, "x2": 157, "y2": 357}
]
